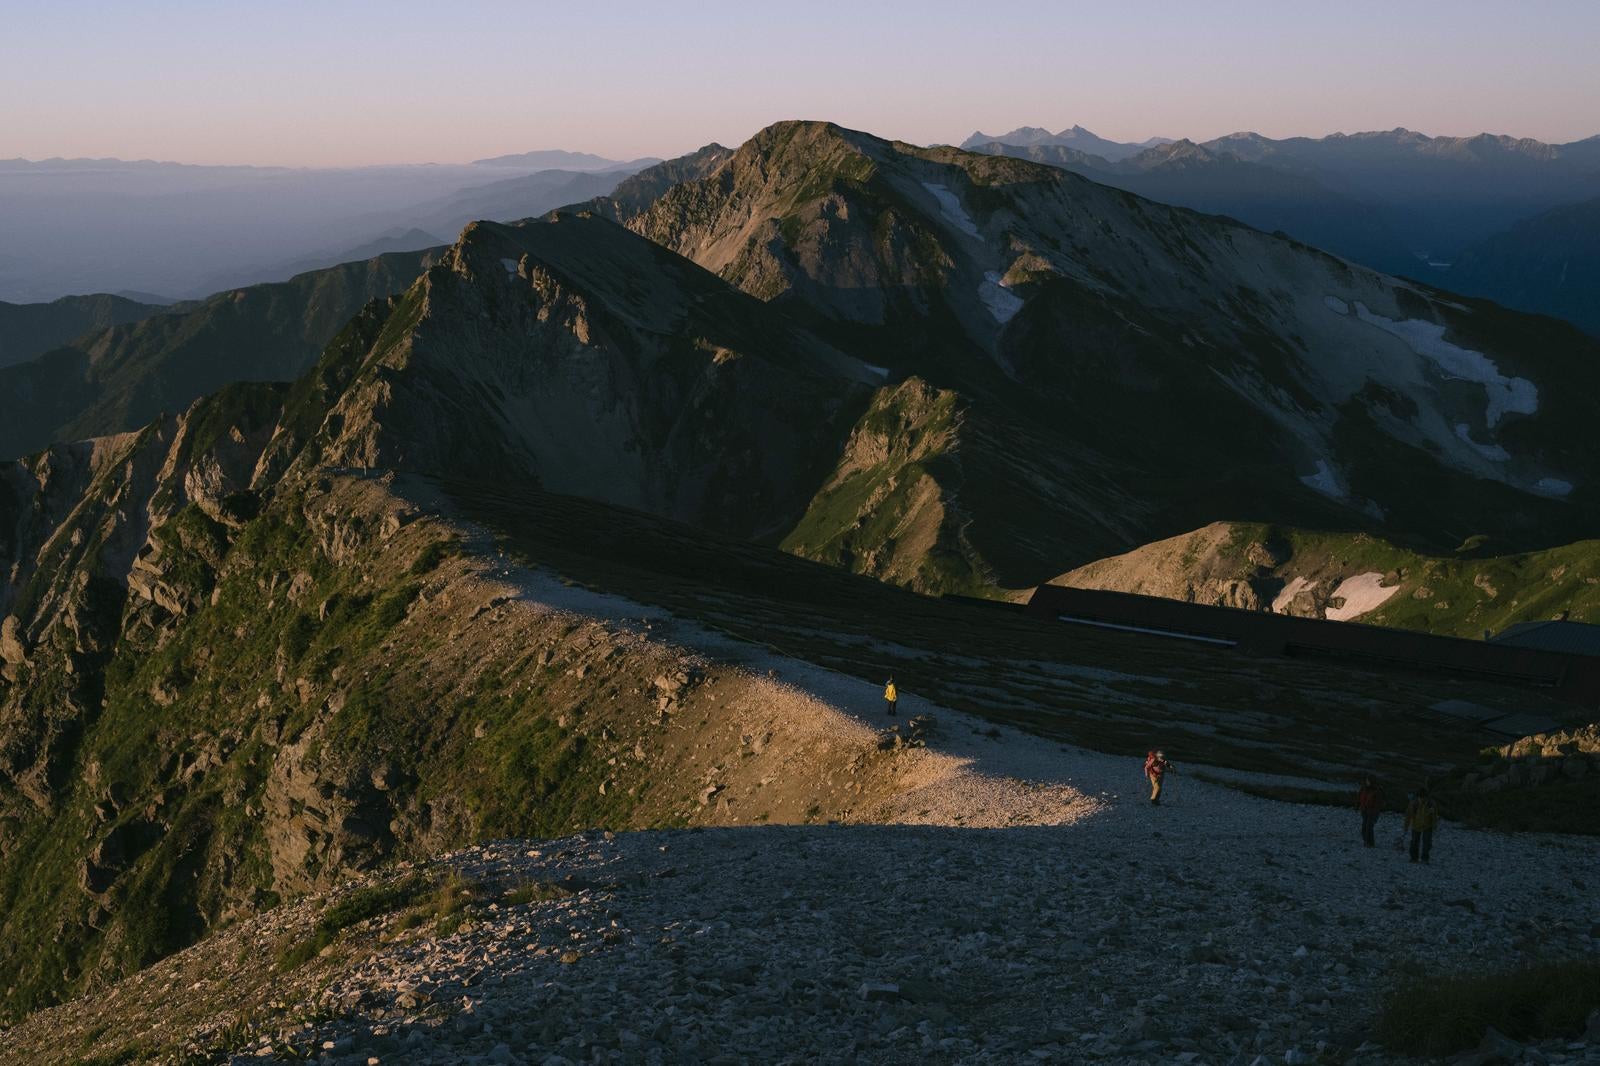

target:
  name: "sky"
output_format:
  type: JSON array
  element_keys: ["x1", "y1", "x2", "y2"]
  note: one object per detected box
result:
[{"x1": 3, "y1": 0, "x2": 1599, "y2": 167}]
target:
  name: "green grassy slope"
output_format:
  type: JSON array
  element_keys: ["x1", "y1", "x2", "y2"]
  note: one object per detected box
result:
[{"x1": 1053, "y1": 520, "x2": 1600, "y2": 638}]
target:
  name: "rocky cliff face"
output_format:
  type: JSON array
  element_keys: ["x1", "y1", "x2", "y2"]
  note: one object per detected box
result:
[
  {"x1": 0, "y1": 384, "x2": 284, "y2": 817},
  {"x1": 308, "y1": 212, "x2": 874, "y2": 540},
  {"x1": 0, "y1": 435, "x2": 795, "y2": 1015}
]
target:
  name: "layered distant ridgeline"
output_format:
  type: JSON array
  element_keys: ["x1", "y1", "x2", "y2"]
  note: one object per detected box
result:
[
  {"x1": 0, "y1": 249, "x2": 439, "y2": 459},
  {"x1": 0, "y1": 293, "x2": 168, "y2": 370},
  {"x1": 958, "y1": 124, "x2": 1173, "y2": 161},
  {"x1": 967, "y1": 126, "x2": 1600, "y2": 330},
  {"x1": 4, "y1": 121, "x2": 1599, "y2": 1026},
  {"x1": 0, "y1": 153, "x2": 653, "y2": 304},
  {"x1": 1445, "y1": 196, "x2": 1600, "y2": 337}
]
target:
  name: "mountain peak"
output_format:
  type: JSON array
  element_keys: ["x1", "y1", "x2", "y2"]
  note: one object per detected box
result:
[
  {"x1": 960, "y1": 124, "x2": 1175, "y2": 161},
  {"x1": 307, "y1": 210, "x2": 871, "y2": 536},
  {"x1": 469, "y1": 148, "x2": 631, "y2": 171}
]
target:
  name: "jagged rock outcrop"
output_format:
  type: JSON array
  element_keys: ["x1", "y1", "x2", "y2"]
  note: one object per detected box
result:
[
  {"x1": 263, "y1": 727, "x2": 401, "y2": 896},
  {"x1": 309, "y1": 212, "x2": 875, "y2": 540},
  {"x1": 1463, "y1": 724, "x2": 1600, "y2": 794}
]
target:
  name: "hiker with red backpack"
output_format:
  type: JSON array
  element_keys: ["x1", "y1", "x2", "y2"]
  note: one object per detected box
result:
[
  {"x1": 1144, "y1": 750, "x2": 1173, "y2": 805},
  {"x1": 1356, "y1": 775, "x2": 1385, "y2": 848}
]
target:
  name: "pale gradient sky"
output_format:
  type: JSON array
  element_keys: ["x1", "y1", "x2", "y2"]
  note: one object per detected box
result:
[{"x1": 3, "y1": 0, "x2": 1598, "y2": 167}]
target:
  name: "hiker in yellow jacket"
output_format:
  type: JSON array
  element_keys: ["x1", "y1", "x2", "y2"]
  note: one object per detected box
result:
[
  {"x1": 884, "y1": 678, "x2": 898, "y2": 717},
  {"x1": 1404, "y1": 786, "x2": 1440, "y2": 864}
]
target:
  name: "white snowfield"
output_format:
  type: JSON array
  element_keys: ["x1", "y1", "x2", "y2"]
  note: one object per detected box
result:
[
  {"x1": 1454, "y1": 422, "x2": 1512, "y2": 463},
  {"x1": 978, "y1": 271, "x2": 1024, "y2": 324},
  {"x1": 919, "y1": 181, "x2": 981, "y2": 238},
  {"x1": 1298, "y1": 458, "x2": 1345, "y2": 500},
  {"x1": 1305, "y1": 294, "x2": 1576, "y2": 498},
  {"x1": 1271, "y1": 575, "x2": 1315, "y2": 613},
  {"x1": 1352, "y1": 302, "x2": 1538, "y2": 427},
  {"x1": 1536, "y1": 477, "x2": 1575, "y2": 497},
  {"x1": 1324, "y1": 572, "x2": 1400, "y2": 621}
]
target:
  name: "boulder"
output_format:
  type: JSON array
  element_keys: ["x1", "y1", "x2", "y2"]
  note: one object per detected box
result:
[
  {"x1": 1473, "y1": 1026, "x2": 1525, "y2": 1065},
  {"x1": 1244, "y1": 540, "x2": 1284, "y2": 569},
  {"x1": 0, "y1": 616, "x2": 29, "y2": 667}
]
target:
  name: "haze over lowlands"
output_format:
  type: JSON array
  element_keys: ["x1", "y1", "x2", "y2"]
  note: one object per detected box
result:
[{"x1": 1, "y1": 3, "x2": 1598, "y2": 1063}]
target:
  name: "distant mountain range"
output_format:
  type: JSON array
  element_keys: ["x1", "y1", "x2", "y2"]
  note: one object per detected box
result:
[
  {"x1": 0, "y1": 249, "x2": 436, "y2": 458},
  {"x1": 470, "y1": 149, "x2": 658, "y2": 170},
  {"x1": 1444, "y1": 195, "x2": 1600, "y2": 336},
  {"x1": 960, "y1": 124, "x2": 1600, "y2": 323},
  {"x1": 959, "y1": 125, "x2": 1172, "y2": 161},
  {"x1": 965, "y1": 126, "x2": 1600, "y2": 333},
  {"x1": 197, "y1": 166, "x2": 639, "y2": 293},
  {"x1": 0, "y1": 153, "x2": 651, "y2": 303}
]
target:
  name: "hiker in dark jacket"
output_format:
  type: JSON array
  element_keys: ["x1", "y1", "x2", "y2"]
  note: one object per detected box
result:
[
  {"x1": 1404, "y1": 786, "x2": 1440, "y2": 863},
  {"x1": 1356, "y1": 775, "x2": 1385, "y2": 848}
]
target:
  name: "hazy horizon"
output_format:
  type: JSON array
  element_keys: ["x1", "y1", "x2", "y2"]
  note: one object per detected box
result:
[
  {"x1": 5, "y1": 114, "x2": 1600, "y2": 172},
  {"x1": 5, "y1": 0, "x2": 1598, "y2": 168}
]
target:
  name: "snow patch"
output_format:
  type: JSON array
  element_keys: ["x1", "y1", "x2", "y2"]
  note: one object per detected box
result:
[
  {"x1": 1323, "y1": 296, "x2": 1349, "y2": 315},
  {"x1": 1454, "y1": 424, "x2": 1510, "y2": 463},
  {"x1": 979, "y1": 272, "x2": 1023, "y2": 323},
  {"x1": 1271, "y1": 576, "x2": 1315, "y2": 614},
  {"x1": 1534, "y1": 477, "x2": 1574, "y2": 497},
  {"x1": 500, "y1": 257, "x2": 520, "y2": 276},
  {"x1": 1324, "y1": 572, "x2": 1399, "y2": 622},
  {"x1": 862, "y1": 363, "x2": 890, "y2": 381},
  {"x1": 920, "y1": 181, "x2": 980, "y2": 238},
  {"x1": 1298, "y1": 460, "x2": 1344, "y2": 500},
  {"x1": 1352, "y1": 303, "x2": 1537, "y2": 426}
]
